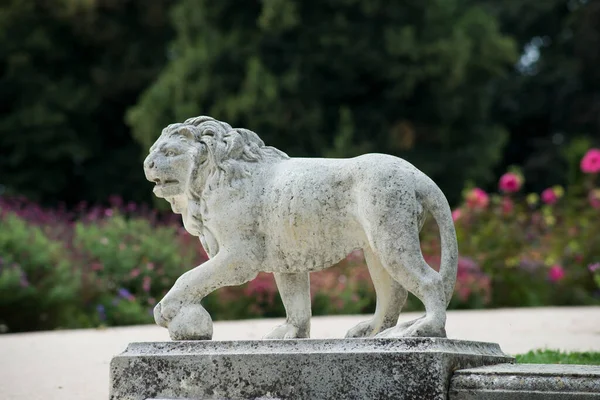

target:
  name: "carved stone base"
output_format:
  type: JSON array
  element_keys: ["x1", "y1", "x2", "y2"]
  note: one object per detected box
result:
[{"x1": 109, "y1": 338, "x2": 513, "y2": 400}]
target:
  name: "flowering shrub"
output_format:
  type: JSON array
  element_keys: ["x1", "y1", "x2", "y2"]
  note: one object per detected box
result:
[
  {"x1": 0, "y1": 147, "x2": 598, "y2": 332},
  {"x1": 0, "y1": 196, "x2": 207, "y2": 332},
  {"x1": 0, "y1": 212, "x2": 80, "y2": 332},
  {"x1": 449, "y1": 147, "x2": 600, "y2": 306},
  {"x1": 72, "y1": 213, "x2": 207, "y2": 326}
]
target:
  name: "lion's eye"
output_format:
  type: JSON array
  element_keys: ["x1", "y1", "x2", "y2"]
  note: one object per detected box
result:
[{"x1": 164, "y1": 150, "x2": 176, "y2": 157}]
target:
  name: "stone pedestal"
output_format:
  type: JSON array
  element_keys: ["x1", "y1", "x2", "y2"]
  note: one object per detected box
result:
[
  {"x1": 110, "y1": 338, "x2": 512, "y2": 400},
  {"x1": 450, "y1": 364, "x2": 600, "y2": 399}
]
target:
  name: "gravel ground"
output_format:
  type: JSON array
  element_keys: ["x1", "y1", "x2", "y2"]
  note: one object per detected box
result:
[{"x1": 0, "y1": 306, "x2": 599, "y2": 400}]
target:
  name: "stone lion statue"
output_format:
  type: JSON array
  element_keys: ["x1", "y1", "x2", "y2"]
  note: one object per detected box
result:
[{"x1": 143, "y1": 116, "x2": 458, "y2": 340}]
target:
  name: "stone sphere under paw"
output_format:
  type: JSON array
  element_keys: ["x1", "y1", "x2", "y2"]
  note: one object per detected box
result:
[{"x1": 167, "y1": 304, "x2": 213, "y2": 340}]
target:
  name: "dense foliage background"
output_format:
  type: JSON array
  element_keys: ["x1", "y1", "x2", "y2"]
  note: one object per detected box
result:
[
  {"x1": 1, "y1": 0, "x2": 598, "y2": 205},
  {"x1": 1, "y1": 0, "x2": 599, "y2": 332}
]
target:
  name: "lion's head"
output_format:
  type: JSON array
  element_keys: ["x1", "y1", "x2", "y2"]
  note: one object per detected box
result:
[{"x1": 143, "y1": 116, "x2": 288, "y2": 201}]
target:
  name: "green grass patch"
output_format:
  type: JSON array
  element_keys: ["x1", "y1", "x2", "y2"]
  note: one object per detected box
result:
[{"x1": 516, "y1": 350, "x2": 600, "y2": 365}]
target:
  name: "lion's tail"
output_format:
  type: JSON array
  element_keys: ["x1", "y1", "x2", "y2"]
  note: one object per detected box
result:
[{"x1": 418, "y1": 176, "x2": 458, "y2": 306}]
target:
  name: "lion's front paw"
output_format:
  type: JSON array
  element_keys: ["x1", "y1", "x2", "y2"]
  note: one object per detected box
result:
[
  {"x1": 153, "y1": 302, "x2": 174, "y2": 327},
  {"x1": 153, "y1": 290, "x2": 187, "y2": 327},
  {"x1": 345, "y1": 319, "x2": 377, "y2": 338},
  {"x1": 264, "y1": 322, "x2": 309, "y2": 339}
]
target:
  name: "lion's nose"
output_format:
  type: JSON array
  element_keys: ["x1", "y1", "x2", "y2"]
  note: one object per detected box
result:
[{"x1": 144, "y1": 157, "x2": 155, "y2": 169}]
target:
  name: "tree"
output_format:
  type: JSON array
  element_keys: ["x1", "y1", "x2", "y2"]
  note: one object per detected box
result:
[
  {"x1": 0, "y1": 0, "x2": 173, "y2": 205},
  {"x1": 483, "y1": 0, "x2": 600, "y2": 191},
  {"x1": 128, "y1": 0, "x2": 517, "y2": 205}
]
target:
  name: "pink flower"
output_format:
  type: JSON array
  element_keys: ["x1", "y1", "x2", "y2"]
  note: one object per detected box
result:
[
  {"x1": 457, "y1": 286, "x2": 472, "y2": 302},
  {"x1": 499, "y1": 172, "x2": 522, "y2": 193},
  {"x1": 244, "y1": 273, "x2": 276, "y2": 296},
  {"x1": 548, "y1": 265, "x2": 565, "y2": 282},
  {"x1": 588, "y1": 263, "x2": 600, "y2": 273},
  {"x1": 91, "y1": 262, "x2": 103, "y2": 271},
  {"x1": 104, "y1": 209, "x2": 113, "y2": 217},
  {"x1": 130, "y1": 268, "x2": 141, "y2": 278},
  {"x1": 452, "y1": 209, "x2": 462, "y2": 221},
  {"x1": 108, "y1": 195, "x2": 123, "y2": 208},
  {"x1": 580, "y1": 148, "x2": 600, "y2": 174},
  {"x1": 466, "y1": 188, "x2": 489, "y2": 210},
  {"x1": 588, "y1": 189, "x2": 600, "y2": 209},
  {"x1": 142, "y1": 276, "x2": 151, "y2": 292},
  {"x1": 346, "y1": 249, "x2": 363, "y2": 262},
  {"x1": 541, "y1": 188, "x2": 558, "y2": 205},
  {"x1": 501, "y1": 197, "x2": 514, "y2": 214}
]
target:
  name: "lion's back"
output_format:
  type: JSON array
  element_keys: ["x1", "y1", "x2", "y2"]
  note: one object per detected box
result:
[{"x1": 256, "y1": 154, "x2": 420, "y2": 272}]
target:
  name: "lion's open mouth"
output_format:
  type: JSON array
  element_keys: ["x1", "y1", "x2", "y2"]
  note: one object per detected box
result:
[{"x1": 152, "y1": 178, "x2": 179, "y2": 187}]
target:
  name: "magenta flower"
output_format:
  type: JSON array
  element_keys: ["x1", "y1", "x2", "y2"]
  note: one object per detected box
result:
[
  {"x1": 580, "y1": 148, "x2": 600, "y2": 174},
  {"x1": 589, "y1": 263, "x2": 600, "y2": 273},
  {"x1": 451, "y1": 209, "x2": 462, "y2": 221},
  {"x1": 142, "y1": 276, "x2": 151, "y2": 292},
  {"x1": 108, "y1": 195, "x2": 123, "y2": 208},
  {"x1": 126, "y1": 202, "x2": 137, "y2": 212},
  {"x1": 501, "y1": 197, "x2": 514, "y2": 214},
  {"x1": 466, "y1": 188, "x2": 489, "y2": 210},
  {"x1": 588, "y1": 189, "x2": 600, "y2": 209},
  {"x1": 498, "y1": 172, "x2": 522, "y2": 193},
  {"x1": 91, "y1": 262, "x2": 103, "y2": 271},
  {"x1": 548, "y1": 265, "x2": 565, "y2": 282},
  {"x1": 541, "y1": 188, "x2": 558, "y2": 205}
]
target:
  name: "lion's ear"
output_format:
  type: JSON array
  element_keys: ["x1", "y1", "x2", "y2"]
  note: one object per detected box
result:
[
  {"x1": 178, "y1": 126, "x2": 195, "y2": 141},
  {"x1": 222, "y1": 131, "x2": 245, "y2": 160}
]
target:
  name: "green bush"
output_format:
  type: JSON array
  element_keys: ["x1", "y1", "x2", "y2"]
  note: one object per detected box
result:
[
  {"x1": 72, "y1": 213, "x2": 207, "y2": 327},
  {"x1": 0, "y1": 198, "x2": 208, "y2": 332},
  {"x1": 0, "y1": 213, "x2": 81, "y2": 331}
]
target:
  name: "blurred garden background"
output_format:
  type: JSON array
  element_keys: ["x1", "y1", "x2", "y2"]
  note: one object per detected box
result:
[{"x1": 0, "y1": 0, "x2": 599, "y2": 333}]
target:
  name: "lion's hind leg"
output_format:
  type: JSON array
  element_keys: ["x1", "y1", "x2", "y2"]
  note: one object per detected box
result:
[
  {"x1": 264, "y1": 272, "x2": 311, "y2": 339},
  {"x1": 345, "y1": 249, "x2": 407, "y2": 338},
  {"x1": 366, "y1": 210, "x2": 447, "y2": 338}
]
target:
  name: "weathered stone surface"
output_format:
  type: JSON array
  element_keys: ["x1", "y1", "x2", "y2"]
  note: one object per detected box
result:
[
  {"x1": 109, "y1": 338, "x2": 512, "y2": 400},
  {"x1": 450, "y1": 363, "x2": 600, "y2": 399},
  {"x1": 143, "y1": 116, "x2": 459, "y2": 341}
]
